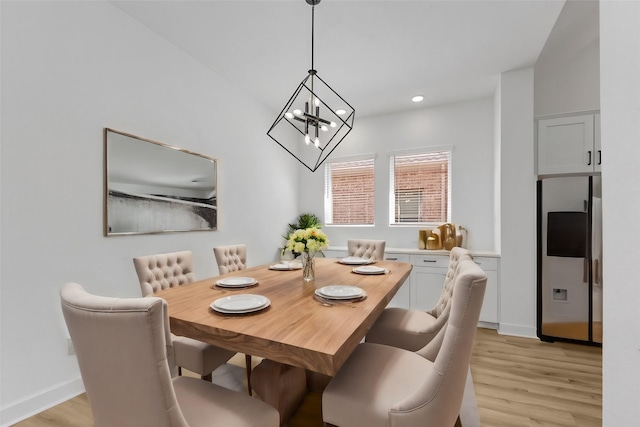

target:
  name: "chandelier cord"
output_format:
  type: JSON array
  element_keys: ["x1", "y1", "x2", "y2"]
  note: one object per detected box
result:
[{"x1": 311, "y1": 5, "x2": 315, "y2": 72}]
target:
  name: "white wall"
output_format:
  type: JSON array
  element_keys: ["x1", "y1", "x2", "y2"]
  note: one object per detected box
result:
[
  {"x1": 298, "y1": 97, "x2": 496, "y2": 252},
  {"x1": 600, "y1": 2, "x2": 640, "y2": 425},
  {"x1": 534, "y1": 0, "x2": 600, "y2": 117},
  {"x1": 0, "y1": 1, "x2": 298, "y2": 424},
  {"x1": 497, "y1": 68, "x2": 537, "y2": 338}
]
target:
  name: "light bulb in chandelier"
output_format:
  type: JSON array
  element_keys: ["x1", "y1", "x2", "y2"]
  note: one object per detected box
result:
[
  {"x1": 314, "y1": 137, "x2": 320, "y2": 148},
  {"x1": 304, "y1": 134, "x2": 311, "y2": 145}
]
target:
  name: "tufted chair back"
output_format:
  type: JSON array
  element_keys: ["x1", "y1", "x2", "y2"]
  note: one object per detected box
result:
[
  {"x1": 213, "y1": 244, "x2": 247, "y2": 275},
  {"x1": 133, "y1": 251, "x2": 195, "y2": 297},
  {"x1": 364, "y1": 246, "x2": 473, "y2": 355},
  {"x1": 347, "y1": 239, "x2": 386, "y2": 261},
  {"x1": 428, "y1": 247, "x2": 473, "y2": 318},
  {"x1": 60, "y1": 283, "x2": 187, "y2": 426}
]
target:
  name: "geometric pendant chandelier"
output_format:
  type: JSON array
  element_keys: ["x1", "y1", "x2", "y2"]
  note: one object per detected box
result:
[{"x1": 267, "y1": 0, "x2": 355, "y2": 172}]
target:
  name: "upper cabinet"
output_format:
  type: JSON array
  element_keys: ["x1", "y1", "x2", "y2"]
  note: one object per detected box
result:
[{"x1": 537, "y1": 113, "x2": 601, "y2": 175}]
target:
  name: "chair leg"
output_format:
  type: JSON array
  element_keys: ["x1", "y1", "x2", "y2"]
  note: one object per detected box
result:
[
  {"x1": 245, "y1": 354, "x2": 253, "y2": 396},
  {"x1": 201, "y1": 372, "x2": 212, "y2": 382},
  {"x1": 178, "y1": 366, "x2": 182, "y2": 376}
]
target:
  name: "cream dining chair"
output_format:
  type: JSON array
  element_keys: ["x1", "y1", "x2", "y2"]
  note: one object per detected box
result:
[
  {"x1": 60, "y1": 282, "x2": 279, "y2": 427},
  {"x1": 133, "y1": 251, "x2": 235, "y2": 382},
  {"x1": 213, "y1": 244, "x2": 247, "y2": 274},
  {"x1": 365, "y1": 247, "x2": 474, "y2": 352},
  {"x1": 213, "y1": 243, "x2": 254, "y2": 395},
  {"x1": 322, "y1": 258, "x2": 487, "y2": 427},
  {"x1": 347, "y1": 239, "x2": 386, "y2": 261}
]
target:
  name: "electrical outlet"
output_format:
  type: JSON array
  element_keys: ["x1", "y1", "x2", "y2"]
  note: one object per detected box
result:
[{"x1": 67, "y1": 338, "x2": 75, "y2": 355}]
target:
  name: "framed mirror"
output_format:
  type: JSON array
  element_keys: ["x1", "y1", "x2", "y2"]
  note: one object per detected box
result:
[{"x1": 104, "y1": 128, "x2": 217, "y2": 236}]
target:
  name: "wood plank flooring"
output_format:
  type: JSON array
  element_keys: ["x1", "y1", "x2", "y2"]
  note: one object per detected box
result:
[{"x1": 12, "y1": 328, "x2": 602, "y2": 427}]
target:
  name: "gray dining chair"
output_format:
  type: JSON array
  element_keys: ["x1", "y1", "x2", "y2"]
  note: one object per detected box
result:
[
  {"x1": 322, "y1": 258, "x2": 487, "y2": 427},
  {"x1": 133, "y1": 251, "x2": 235, "y2": 382},
  {"x1": 365, "y1": 247, "x2": 474, "y2": 353},
  {"x1": 60, "y1": 282, "x2": 279, "y2": 427}
]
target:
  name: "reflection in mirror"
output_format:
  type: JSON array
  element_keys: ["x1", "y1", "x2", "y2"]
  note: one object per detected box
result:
[{"x1": 104, "y1": 128, "x2": 217, "y2": 235}]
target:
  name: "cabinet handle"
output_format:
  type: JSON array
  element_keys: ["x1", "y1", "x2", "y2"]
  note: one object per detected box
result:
[
  {"x1": 598, "y1": 150, "x2": 602, "y2": 165},
  {"x1": 423, "y1": 259, "x2": 437, "y2": 263},
  {"x1": 587, "y1": 150, "x2": 592, "y2": 166},
  {"x1": 386, "y1": 257, "x2": 398, "y2": 261}
]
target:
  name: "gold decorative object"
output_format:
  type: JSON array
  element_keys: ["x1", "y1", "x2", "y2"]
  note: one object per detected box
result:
[{"x1": 419, "y1": 223, "x2": 468, "y2": 250}]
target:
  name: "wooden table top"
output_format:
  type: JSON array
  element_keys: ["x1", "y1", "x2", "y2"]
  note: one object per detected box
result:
[{"x1": 156, "y1": 257, "x2": 412, "y2": 376}]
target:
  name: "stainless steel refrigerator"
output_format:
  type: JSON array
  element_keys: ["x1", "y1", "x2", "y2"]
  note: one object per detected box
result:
[{"x1": 537, "y1": 175, "x2": 602, "y2": 345}]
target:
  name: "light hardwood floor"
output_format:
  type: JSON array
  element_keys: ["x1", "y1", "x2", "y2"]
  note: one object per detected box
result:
[{"x1": 13, "y1": 328, "x2": 602, "y2": 427}]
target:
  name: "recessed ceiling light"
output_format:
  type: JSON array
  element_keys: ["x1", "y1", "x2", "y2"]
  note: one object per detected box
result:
[
  {"x1": 335, "y1": 109, "x2": 346, "y2": 115},
  {"x1": 412, "y1": 95, "x2": 424, "y2": 103}
]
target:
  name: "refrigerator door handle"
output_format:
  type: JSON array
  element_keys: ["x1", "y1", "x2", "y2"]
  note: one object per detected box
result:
[{"x1": 583, "y1": 258, "x2": 589, "y2": 283}]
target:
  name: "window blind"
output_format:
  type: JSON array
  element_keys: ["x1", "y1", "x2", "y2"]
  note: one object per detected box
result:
[
  {"x1": 389, "y1": 150, "x2": 451, "y2": 224},
  {"x1": 325, "y1": 158, "x2": 375, "y2": 225}
]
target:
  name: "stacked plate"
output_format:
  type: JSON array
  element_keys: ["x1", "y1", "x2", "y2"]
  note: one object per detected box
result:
[
  {"x1": 315, "y1": 285, "x2": 366, "y2": 301},
  {"x1": 269, "y1": 262, "x2": 303, "y2": 271},
  {"x1": 352, "y1": 265, "x2": 387, "y2": 275},
  {"x1": 214, "y1": 277, "x2": 257, "y2": 288},
  {"x1": 210, "y1": 294, "x2": 271, "y2": 314},
  {"x1": 338, "y1": 256, "x2": 373, "y2": 265}
]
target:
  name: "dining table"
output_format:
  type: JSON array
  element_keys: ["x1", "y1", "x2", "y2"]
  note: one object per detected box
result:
[
  {"x1": 155, "y1": 256, "x2": 412, "y2": 423},
  {"x1": 156, "y1": 256, "x2": 412, "y2": 377}
]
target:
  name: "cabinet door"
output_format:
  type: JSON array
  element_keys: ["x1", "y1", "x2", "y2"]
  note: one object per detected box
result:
[
  {"x1": 385, "y1": 253, "x2": 411, "y2": 309},
  {"x1": 411, "y1": 267, "x2": 448, "y2": 311},
  {"x1": 472, "y1": 257, "x2": 499, "y2": 324},
  {"x1": 479, "y1": 270, "x2": 498, "y2": 324},
  {"x1": 537, "y1": 115, "x2": 595, "y2": 175}
]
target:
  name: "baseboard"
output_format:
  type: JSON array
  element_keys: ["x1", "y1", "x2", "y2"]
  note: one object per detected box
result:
[
  {"x1": 497, "y1": 322, "x2": 537, "y2": 339},
  {"x1": 0, "y1": 377, "x2": 85, "y2": 427}
]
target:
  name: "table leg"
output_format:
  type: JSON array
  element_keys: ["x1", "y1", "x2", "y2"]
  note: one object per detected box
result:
[{"x1": 251, "y1": 359, "x2": 307, "y2": 426}]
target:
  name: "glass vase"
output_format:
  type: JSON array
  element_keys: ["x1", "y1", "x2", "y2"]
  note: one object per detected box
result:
[{"x1": 302, "y1": 251, "x2": 315, "y2": 283}]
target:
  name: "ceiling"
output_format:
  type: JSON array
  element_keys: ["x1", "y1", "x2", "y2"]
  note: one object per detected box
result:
[{"x1": 111, "y1": 0, "x2": 565, "y2": 118}]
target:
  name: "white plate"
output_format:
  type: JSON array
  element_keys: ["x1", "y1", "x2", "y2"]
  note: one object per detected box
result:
[
  {"x1": 339, "y1": 256, "x2": 372, "y2": 265},
  {"x1": 215, "y1": 277, "x2": 257, "y2": 288},
  {"x1": 353, "y1": 266, "x2": 387, "y2": 275},
  {"x1": 211, "y1": 294, "x2": 270, "y2": 313},
  {"x1": 269, "y1": 262, "x2": 303, "y2": 271},
  {"x1": 316, "y1": 285, "x2": 364, "y2": 300}
]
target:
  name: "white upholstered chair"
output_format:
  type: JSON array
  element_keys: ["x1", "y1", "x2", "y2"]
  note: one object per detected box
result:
[
  {"x1": 365, "y1": 247, "x2": 474, "y2": 352},
  {"x1": 60, "y1": 282, "x2": 279, "y2": 427},
  {"x1": 133, "y1": 251, "x2": 235, "y2": 382},
  {"x1": 213, "y1": 244, "x2": 247, "y2": 274},
  {"x1": 347, "y1": 239, "x2": 386, "y2": 261},
  {"x1": 322, "y1": 258, "x2": 487, "y2": 427}
]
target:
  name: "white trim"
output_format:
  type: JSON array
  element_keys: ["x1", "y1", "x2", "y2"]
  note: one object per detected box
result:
[
  {"x1": 0, "y1": 377, "x2": 85, "y2": 427},
  {"x1": 386, "y1": 144, "x2": 454, "y2": 157},
  {"x1": 324, "y1": 152, "x2": 377, "y2": 163},
  {"x1": 497, "y1": 323, "x2": 537, "y2": 339}
]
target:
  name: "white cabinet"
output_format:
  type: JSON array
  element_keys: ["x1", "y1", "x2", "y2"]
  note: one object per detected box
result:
[
  {"x1": 321, "y1": 248, "x2": 348, "y2": 259},
  {"x1": 409, "y1": 254, "x2": 449, "y2": 311},
  {"x1": 384, "y1": 252, "x2": 411, "y2": 308},
  {"x1": 537, "y1": 113, "x2": 601, "y2": 175},
  {"x1": 473, "y1": 257, "x2": 499, "y2": 325},
  {"x1": 410, "y1": 253, "x2": 499, "y2": 326}
]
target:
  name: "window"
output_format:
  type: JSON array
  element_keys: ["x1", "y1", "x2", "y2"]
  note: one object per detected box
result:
[
  {"x1": 325, "y1": 158, "x2": 375, "y2": 225},
  {"x1": 389, "y1": 150, "x2": 451, "y2": 225}
]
